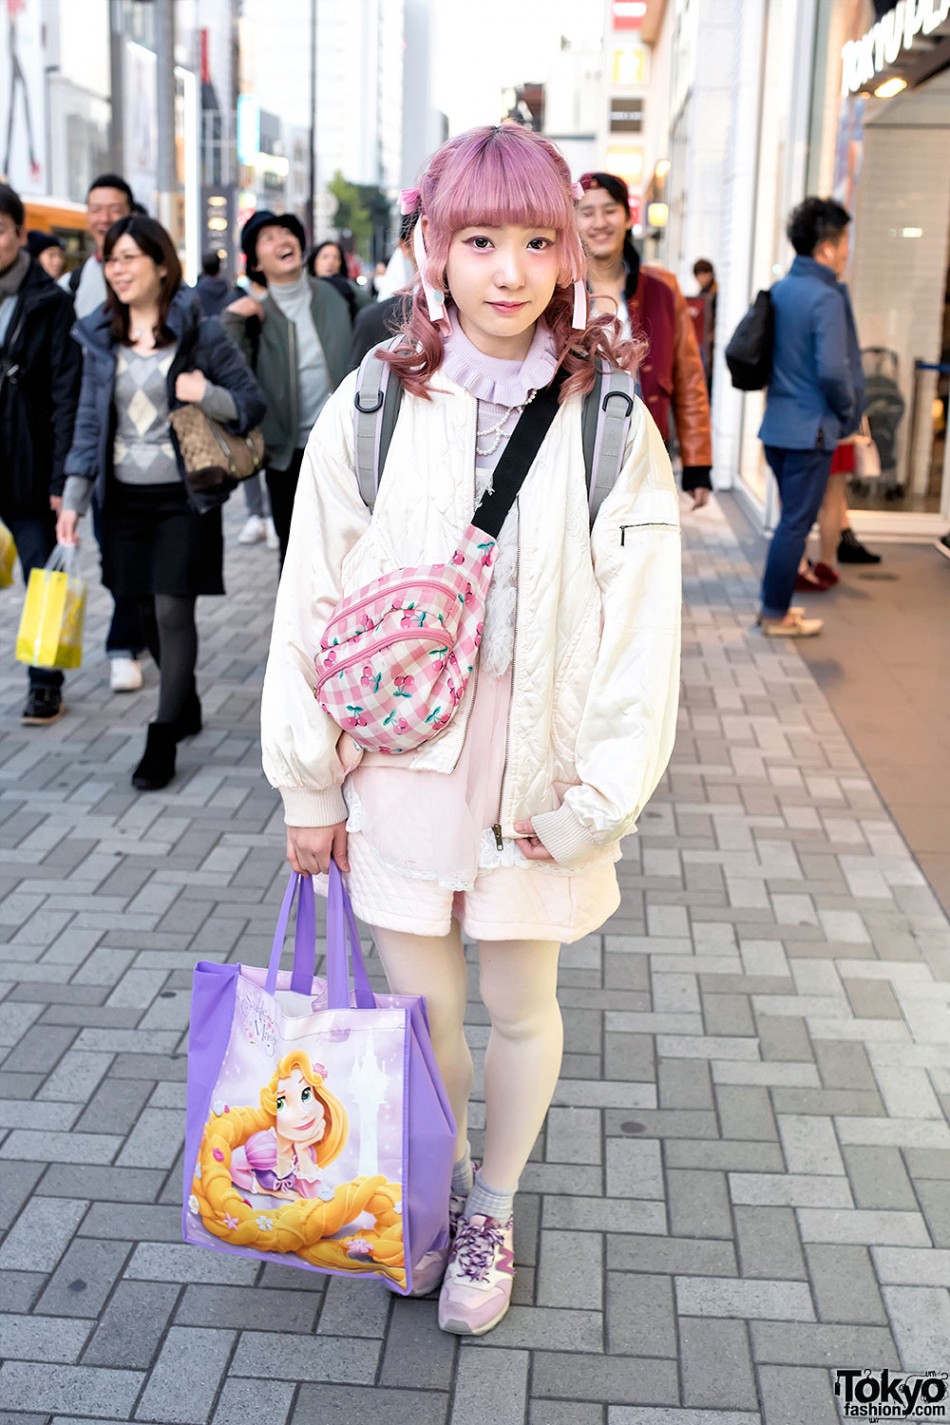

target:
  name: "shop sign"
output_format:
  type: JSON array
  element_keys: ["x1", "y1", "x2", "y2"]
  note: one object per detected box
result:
[
  {"x1": 612, "y1": 46, "x2": 649, "y2": 85},
  {"x1": 841, "y1": 0, "x2": 950, "y2": 95}
]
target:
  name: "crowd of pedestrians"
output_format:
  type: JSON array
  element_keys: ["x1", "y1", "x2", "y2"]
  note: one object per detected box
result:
[{"x1": 2, "y1": 144, "x2": 895, "y2": 776}]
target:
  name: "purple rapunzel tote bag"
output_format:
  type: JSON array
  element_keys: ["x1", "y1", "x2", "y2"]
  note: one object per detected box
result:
[{"x1": 182, "y1": 867, "x2": 455, "y2": 1295}]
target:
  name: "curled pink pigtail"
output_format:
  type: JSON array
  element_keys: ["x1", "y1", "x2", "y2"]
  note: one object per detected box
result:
[{"x1": 383, "y1": 126, "x2": 645, "y2": 402}]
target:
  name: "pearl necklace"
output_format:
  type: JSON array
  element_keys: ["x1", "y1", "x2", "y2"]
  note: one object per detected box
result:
[{"x1": 475, "y1": 388, "x2": 537, "y2": 458}]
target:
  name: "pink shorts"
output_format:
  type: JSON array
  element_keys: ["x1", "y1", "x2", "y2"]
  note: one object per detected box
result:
[{"x1": 339, "y1": 830, "x2": 621, "y2": 943}]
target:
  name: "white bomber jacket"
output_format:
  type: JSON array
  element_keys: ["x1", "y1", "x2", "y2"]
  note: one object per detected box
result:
[{"x1": 261, "y1": 365, "x2": 682, "y2": 869}]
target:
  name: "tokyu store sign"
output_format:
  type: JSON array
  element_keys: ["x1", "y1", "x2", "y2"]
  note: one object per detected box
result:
[{"x1": 841, "y1": 0, "x2": 950, "y2": 94}]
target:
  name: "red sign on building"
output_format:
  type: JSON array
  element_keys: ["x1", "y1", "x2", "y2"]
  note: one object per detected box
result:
[{"x1": 612, "y1": 0, "x2": 646, "y2": 29}]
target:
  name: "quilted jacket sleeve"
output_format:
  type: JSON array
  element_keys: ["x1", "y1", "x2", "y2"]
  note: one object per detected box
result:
[
  {"x1": 532, "y1": 401, "x2": 682, "y2": 866},
  {"x1": 260, "y1": 372, "x2": 371, "y2": 826}
]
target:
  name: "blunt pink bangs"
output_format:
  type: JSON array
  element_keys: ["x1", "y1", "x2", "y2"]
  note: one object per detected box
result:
[{"x1": 420, "y1": 127, "x2": 586, "y2": 290}]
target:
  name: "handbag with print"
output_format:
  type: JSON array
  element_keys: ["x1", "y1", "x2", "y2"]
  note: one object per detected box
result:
[
  {"x1": 169, "y1": 402, "x2": 265, "y2": 501},
  {"x1": 183, "y1": 867, "x2": 455, "y2": 1294}
]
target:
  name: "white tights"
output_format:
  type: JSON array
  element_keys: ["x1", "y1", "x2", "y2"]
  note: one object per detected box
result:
[{"x1": 370, "y1": 922, "x2": 562, "y2": 1192}]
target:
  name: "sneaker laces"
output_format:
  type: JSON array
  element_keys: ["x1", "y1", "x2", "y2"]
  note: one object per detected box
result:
[{"x1": 451, "y1": 1216, "x2": 505, "y2": 1284}]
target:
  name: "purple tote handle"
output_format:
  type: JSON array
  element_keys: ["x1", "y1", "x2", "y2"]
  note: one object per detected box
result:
[
  {"x1": 327, "y1": 863, "x2": 375, "y2": 1010},
  {"x1": 264, "y1": 872, "x2": 317, "y2": 996}
]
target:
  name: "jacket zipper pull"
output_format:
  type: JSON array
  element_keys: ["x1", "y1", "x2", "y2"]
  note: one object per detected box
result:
[{"x1": 492, "y1": 823, "x2": 504, "y2": 851}]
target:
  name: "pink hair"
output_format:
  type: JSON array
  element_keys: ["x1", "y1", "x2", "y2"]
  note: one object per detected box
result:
[{"x1": 384, "y1": 126, "x2": 644, "y2": 400}]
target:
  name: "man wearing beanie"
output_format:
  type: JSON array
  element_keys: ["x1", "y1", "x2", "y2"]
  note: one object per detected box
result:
[
  {"x1": 223, "y1": 211, "x2": 350, "y2": 566},
  {"x1": 26, "y1": 231, "x2": 65, "y2": 281}
]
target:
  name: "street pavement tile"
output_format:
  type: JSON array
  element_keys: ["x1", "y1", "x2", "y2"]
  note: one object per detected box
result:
[
  {"x1": 0, "y1": 1196, "x2": 88, "y2": 1271},
  {"x1": 0, "y1": 1363, "x2": 144, "y2": 1419},
  {"x1": 530, "y1": 1354, "x2": 679, "y2": 1406},
  {"x1": 606, "y1": 1413, "x2": 759, "y2": 1425},
  {"x1": 35, "y1": 1238, "x2": 131, "y2": 1318},
  {"x1": 805, "y1": 1244, "x2": 887, "y2": 1324},
  {"x1": 4, "y1": 497, "x2": 950, "y2": 1420},
  {"x1": 451, "y1": 1348, "x2": 528, "y2": 1425},
  {"x1": 84, "y1": 1281, "x2": 181, "y2": 1368},
  {"x1": 134, "y1": 1327, "x2": 235, "y2": 1424},
  {"x1": 757, "y1": 1364, "x2": 842, "y2": 1424},
  {"x1": 882, "y1": 1285, "x2": 950, "y2": 1370},
  {"x1": 679, "y1": 1317, "x2": 759, "y2": 1411},
  {"x1": 605, "y1": 1273, "x2": 677, "y2": 1357},
  {"x1": 293, "y1": 1384, "x2": 447, "y2": 1425},
  {"x1": 379, "y1": 1298, "x2": 458, "y2": 1390},
  {"x1": 674, "y1": 1276, "x2": 815, "y2": 1320},
  {"x1": 210, "y1": 1380, "x2": 297, "y2": 1425},
  {"x1": 230, "y1": 1330, "x2": 379, "y2": 1383},
  {"x1": 734, "y1": 1206, "x2": 807, "y2": 1280},
  {"x1": 0, "y1": 1312, "x2": 92, "y2": 1362},
  {"x1": 174, "y1": 1283, "x2": 318, "y2": 1335},
  {"x1": 529, "y1": 1404, "x2": 604, "y2": 1425}
]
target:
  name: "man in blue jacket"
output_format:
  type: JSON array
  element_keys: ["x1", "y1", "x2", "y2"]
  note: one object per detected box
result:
[{"x1": 759, "y1": 197, "x2": 863, "y2": 637}]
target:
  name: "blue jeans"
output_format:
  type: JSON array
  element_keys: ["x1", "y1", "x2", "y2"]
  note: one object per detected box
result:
[
  {"x1": 760, "y1": 446, "x2": 834, "y2": 618},
  {"x1": 242, "y1": 472, "x2": 269, "y2": 519}
]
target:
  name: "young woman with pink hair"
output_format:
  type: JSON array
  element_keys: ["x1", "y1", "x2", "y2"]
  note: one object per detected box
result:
[{"x1": 261, "y1": 125, "x2": 682, "y2": 1335}]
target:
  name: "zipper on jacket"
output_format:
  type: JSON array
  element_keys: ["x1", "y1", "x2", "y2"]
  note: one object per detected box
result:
[
  {"x1": 288, "y1": 321, "x2": 298, "y2": 449},
  {"x1": 329, "y1": 575, "x2": 462, "y2": 628},
  {"x1": 491, "y1": 824, "x2": 504, "y2": 851},
  {"x1": 315, "y1": 627, "x2": 455, "y2": 689},
  {"x1": 619, "y1": 522, "x2": 679, "y2": 546}
]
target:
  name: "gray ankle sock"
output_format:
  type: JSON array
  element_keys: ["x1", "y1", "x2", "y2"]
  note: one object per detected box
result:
[
  {"x1": 464, "y1": 1170, "x2": 515, "y2": 1223},
  {"x1": 451, "y1": 1146, "x2": 475, "y2": 1197}
]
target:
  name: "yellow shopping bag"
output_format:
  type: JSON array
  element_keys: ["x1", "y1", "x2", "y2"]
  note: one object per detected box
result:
[
  {"x1": 15, "y1": 545, "x2": 87, "y2": 670},
  {"x1": 0, "y1": 521, "x2": 16, "y2": 589}
]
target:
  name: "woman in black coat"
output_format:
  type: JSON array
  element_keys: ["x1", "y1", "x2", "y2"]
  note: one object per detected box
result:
[
  {"x1": 57, "y1": 216, "x2": 266, "y2": 791},
  {"x1": 307, "y1": 241, "x2": 366, "y2": 324}
]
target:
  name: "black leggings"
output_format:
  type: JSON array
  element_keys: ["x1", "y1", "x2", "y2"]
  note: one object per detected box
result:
[{"x1": 137, "y1": 594, "x2": 198, "y2": 724}]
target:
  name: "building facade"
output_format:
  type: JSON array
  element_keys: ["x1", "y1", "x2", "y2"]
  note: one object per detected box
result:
[{"x1": 641, "y1": 0, "x2": 950, "y2": 538}]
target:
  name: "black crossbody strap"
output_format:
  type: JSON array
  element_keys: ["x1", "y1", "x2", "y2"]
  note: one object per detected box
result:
[{"x1": 474, "y1": 371, "x2": 566, "y2": 540}]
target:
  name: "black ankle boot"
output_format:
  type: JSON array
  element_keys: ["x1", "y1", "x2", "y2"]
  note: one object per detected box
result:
[
  {"x1": 837, "y1": 527, "x2": 882, "y2": 564},
  {"x1": 132, "y1": 723, "x2": 177, "y2": 791},
  {"x1": 174, "y1": 685, "x2": 202, "y2": 741}
]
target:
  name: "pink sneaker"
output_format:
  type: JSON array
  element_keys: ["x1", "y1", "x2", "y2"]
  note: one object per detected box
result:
[
  {"x1": 404, "y1": 1244, "x2": 450, "y2": 1297},
  {"x1": 437, "y1": 1213, "x2": 515, "y2": 1336},
  {"x1": 398, "y1": 1161, "x2": 481, "y2": 1298}
]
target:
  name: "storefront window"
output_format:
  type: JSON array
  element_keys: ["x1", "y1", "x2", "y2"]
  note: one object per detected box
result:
[{"x1": 810, "y1": 0, "x2": 950, "y2": 521}]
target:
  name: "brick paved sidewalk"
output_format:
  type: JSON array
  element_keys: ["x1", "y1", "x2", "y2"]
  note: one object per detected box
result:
[{"x1": 1, "y1": 496, "x2": 948, "y2": 1425}]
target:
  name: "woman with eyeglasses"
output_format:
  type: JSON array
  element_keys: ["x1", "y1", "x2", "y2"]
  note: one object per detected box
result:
[{"x1": 57, "y1": 216, "x2": 265, "y2": 790}]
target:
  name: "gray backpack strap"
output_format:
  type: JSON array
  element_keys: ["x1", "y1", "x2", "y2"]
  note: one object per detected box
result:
[
  {"x1": 353, "y1": 337, "x2": 405, "y2": 510},
  {"x1": 583, "y1": 365, "x2": 637, "y2": 524}
]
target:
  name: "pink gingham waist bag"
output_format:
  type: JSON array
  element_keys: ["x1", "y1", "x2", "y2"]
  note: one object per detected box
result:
[{"x1": 316, "y1": 374, "x2": 564, "y2": 756}]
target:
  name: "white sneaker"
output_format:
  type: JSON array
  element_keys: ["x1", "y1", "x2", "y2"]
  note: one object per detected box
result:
[
  {"x1": 238, "y1": 515, "x2": 265, "y2": 545},
  {"x1": 264, "y1": 517, "x2": 279, "y2": 551},
  {"x1": 110, "y1": 657, "x2": 143, "y2": 693}
]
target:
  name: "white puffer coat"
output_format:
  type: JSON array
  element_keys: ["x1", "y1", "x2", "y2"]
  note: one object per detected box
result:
[{"x1": 261, "y1": 366, "x2": 682, "y2": 869}]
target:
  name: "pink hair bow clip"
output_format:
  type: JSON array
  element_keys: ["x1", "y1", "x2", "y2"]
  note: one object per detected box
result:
[
  {"x1": 572, "y1": 181, "x2": 585, "y2": 201},
  {"x1": 399, "y1": 188, "x2": 421, "y2": 216}
]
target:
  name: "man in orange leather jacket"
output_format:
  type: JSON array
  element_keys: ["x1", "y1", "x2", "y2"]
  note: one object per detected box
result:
[{"x1": 576, "y1": 172, "x2": 712, "y2": 507}]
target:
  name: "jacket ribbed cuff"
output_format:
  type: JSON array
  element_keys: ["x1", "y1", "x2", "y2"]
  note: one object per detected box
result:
[
  {"x1": 62, "y1": 475, "x2": 93, "y2": 516},
  {"x1": 280, "y1": 786, "x2": 348, "y2": 828},
  {"x1": 530, "y1": 804, "x2": 602, "y2": 869}
]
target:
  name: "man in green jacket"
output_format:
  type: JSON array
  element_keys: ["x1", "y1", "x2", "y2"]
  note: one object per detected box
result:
[{"x1": 223, "y1": 211, "x2": 351, "y2": 567}]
